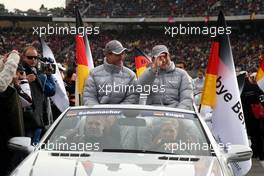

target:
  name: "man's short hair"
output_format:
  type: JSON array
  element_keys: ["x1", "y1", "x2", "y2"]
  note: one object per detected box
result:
[
  {"x1": 176, "y1": 60, "x2": 186, "y2": 69},
  {"x1": 22, "y1": 46, "x2": 37, "y2": 55}
]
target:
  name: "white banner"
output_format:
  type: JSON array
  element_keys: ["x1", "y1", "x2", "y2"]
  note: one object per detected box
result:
[{"x1": 41, "y1": 38, "x2": 69, "y2": 112}]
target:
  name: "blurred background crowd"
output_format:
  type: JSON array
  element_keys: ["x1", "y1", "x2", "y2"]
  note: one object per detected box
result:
[
  {"x1": 1, "y1": 27, "x2": 264, "y2": 76},
  {"x1": 1, "y1": 0, "x2": 263, "y2": 18}
]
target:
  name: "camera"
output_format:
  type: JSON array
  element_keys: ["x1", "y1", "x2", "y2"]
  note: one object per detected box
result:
[{"x1": 37, "y1": 57, "x2": 56, "y2": 74}]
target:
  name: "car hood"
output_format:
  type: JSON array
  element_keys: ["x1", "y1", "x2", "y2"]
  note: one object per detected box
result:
[{"x1": 13, "y1": 151, "x2": 221, "y2": 176}]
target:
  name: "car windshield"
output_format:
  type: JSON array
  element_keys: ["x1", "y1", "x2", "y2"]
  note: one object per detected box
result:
[{"x1": 42, "y1": 108, "x2": 212, "y2": 156}]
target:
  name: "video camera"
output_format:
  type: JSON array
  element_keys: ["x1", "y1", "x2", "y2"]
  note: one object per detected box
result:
[{"x1": 37, "y1": 57, "x2": 56, "y2": 75}]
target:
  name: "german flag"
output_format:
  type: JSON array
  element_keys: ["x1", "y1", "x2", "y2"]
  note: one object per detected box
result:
[
  {"x1": 200, "y1": 42, "x2": 219, "y2": 107},
  {"x1": 134, "y1": 47, "x2": 151, "y2": 78},
  {"x1": 200, "y1": 11, "x2": 251, "y2": 175},
  {"x1": 75, "y1": 8, "x2": 94, "y2": 105},
  {"x1": 256, "y1": 57, "x2": 264, "y2": 92}
]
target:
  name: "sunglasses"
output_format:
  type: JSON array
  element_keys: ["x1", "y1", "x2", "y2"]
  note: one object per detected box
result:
[{"x1": 26, "y1": 56, "x2": 39, "y2": 60}]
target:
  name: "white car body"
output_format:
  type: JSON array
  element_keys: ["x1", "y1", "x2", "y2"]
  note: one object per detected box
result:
[{"x1": 10, "y1": 105, "x2": 251, "y2": 176}]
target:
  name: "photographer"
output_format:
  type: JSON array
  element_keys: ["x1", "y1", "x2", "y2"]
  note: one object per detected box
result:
[
  {"x1": 13, "y1": 64, "x2": 32, "y2": 108},
  {"x1": 21, "y1": 46, "x2": 56, "y2": 141}
]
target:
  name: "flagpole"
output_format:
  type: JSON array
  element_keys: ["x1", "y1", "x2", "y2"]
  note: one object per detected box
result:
[{"x1": 79, "y1": 94, "x2": 82, "y2": 106}]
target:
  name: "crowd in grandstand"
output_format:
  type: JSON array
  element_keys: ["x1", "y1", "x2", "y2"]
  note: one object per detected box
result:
[
  {"x1": 1, "y1": 27, "x2": 263, "y2": 76},
  {"x1": 65, "y1": 0, "x2": 264, "y2": 18},
  {"x1": 1, "y1": 0, "x2": 264, "y2": 17}
]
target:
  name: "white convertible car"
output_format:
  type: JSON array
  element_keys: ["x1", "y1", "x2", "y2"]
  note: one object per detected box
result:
[{"x1": 8, "y1": 105, "x2": 252, "y2": 176}]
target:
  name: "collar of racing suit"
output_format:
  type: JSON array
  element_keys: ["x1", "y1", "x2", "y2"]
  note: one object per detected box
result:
[
  {"x1": 159, "y1": 61, "x2": 175, "y2": 73},
  {"x1": 103, "y1": 57, "x2": 123, "y2": 73}
]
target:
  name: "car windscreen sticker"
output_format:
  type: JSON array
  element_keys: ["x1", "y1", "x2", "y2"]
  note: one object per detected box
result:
[
  {"x1": 78, "y1": 110, "x2": 121, "y2": 116},
  {"x1": 165, "y1": 112, "x2": 184, "y2": 118},
  {"x1": 141, "y1": 111, "x2": 166, "y2": 117},
  {"x1": 141, "y1": 111, "x2": 195, "y2": 119},
  {"x1": 153, "y1": 112, "x2": 165, "y2": 116}
]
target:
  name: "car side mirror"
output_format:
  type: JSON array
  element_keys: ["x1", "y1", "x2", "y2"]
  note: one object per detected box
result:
[
  {"x1": 224, "y1": 145, "x2": 252, "y2": 163},
  {"x1": 8, "y1": 137, "x2": 34, "y2": 153}
]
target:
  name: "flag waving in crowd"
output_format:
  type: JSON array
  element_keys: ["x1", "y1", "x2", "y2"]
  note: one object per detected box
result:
[
  {"x1": 200, "y1": 11, "x2": 251, "y2": 175},
  {"x1": 134, "y1": 47, "x2": 151, "y2": 78},
  {"x1": 41, "y1": 38, "x2": 69, "y2": 112},
  {"x1": 75, "y1": 8, "x2": 94, "y2": 105},
  {"x1": 256, "y1": 57, "x2": 264, "y2": 92},
  {"x1": 200, "y1": 42, "x2": 219, "y2": 110}
]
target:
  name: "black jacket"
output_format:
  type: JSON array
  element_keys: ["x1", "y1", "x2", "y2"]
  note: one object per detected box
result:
[{"x1": 23, "y1": 65, "x2": 55, "y2": 128}]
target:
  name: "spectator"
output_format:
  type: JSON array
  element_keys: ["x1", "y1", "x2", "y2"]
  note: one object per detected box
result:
[
  {"x1": 63, "y1": 0, "x2": 264, "y2": 18},
  {"x1": 65, "y1": 68, "x2": 76, "y2": 106},
  {"x1": 21, "y1": 46, "x2": 56, "y2": 142},
  {"x1": 193, "y1": 69, "x2": 205, "y2": 94},
  {"x1": 193, "y1": 69, "x2": 205, "y2": 106},
  {"x1": 0, "y1": 51, "x2": 25, "y2": 176},
  {"x1": 193, "y1": 69, "x2": 205, "y2": 102},
  {"x1": 0, "y1": 51, "x2": 20, "y2": 92},
  {"x1": 175, "y1": 60, "x2": 187, "y2": 70},
  {"x1": 13, "y1": 64, "x2": 32, "y2": 108},
  {"x1": 241, "y1": 72, "x2": 264, "y2": 167},
  {"x1": 1, "y1": 27, "x2": 263, "y2": 74},
  {"x1": 57, "y1": 63, "x2": 66, "y2": 80}
]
